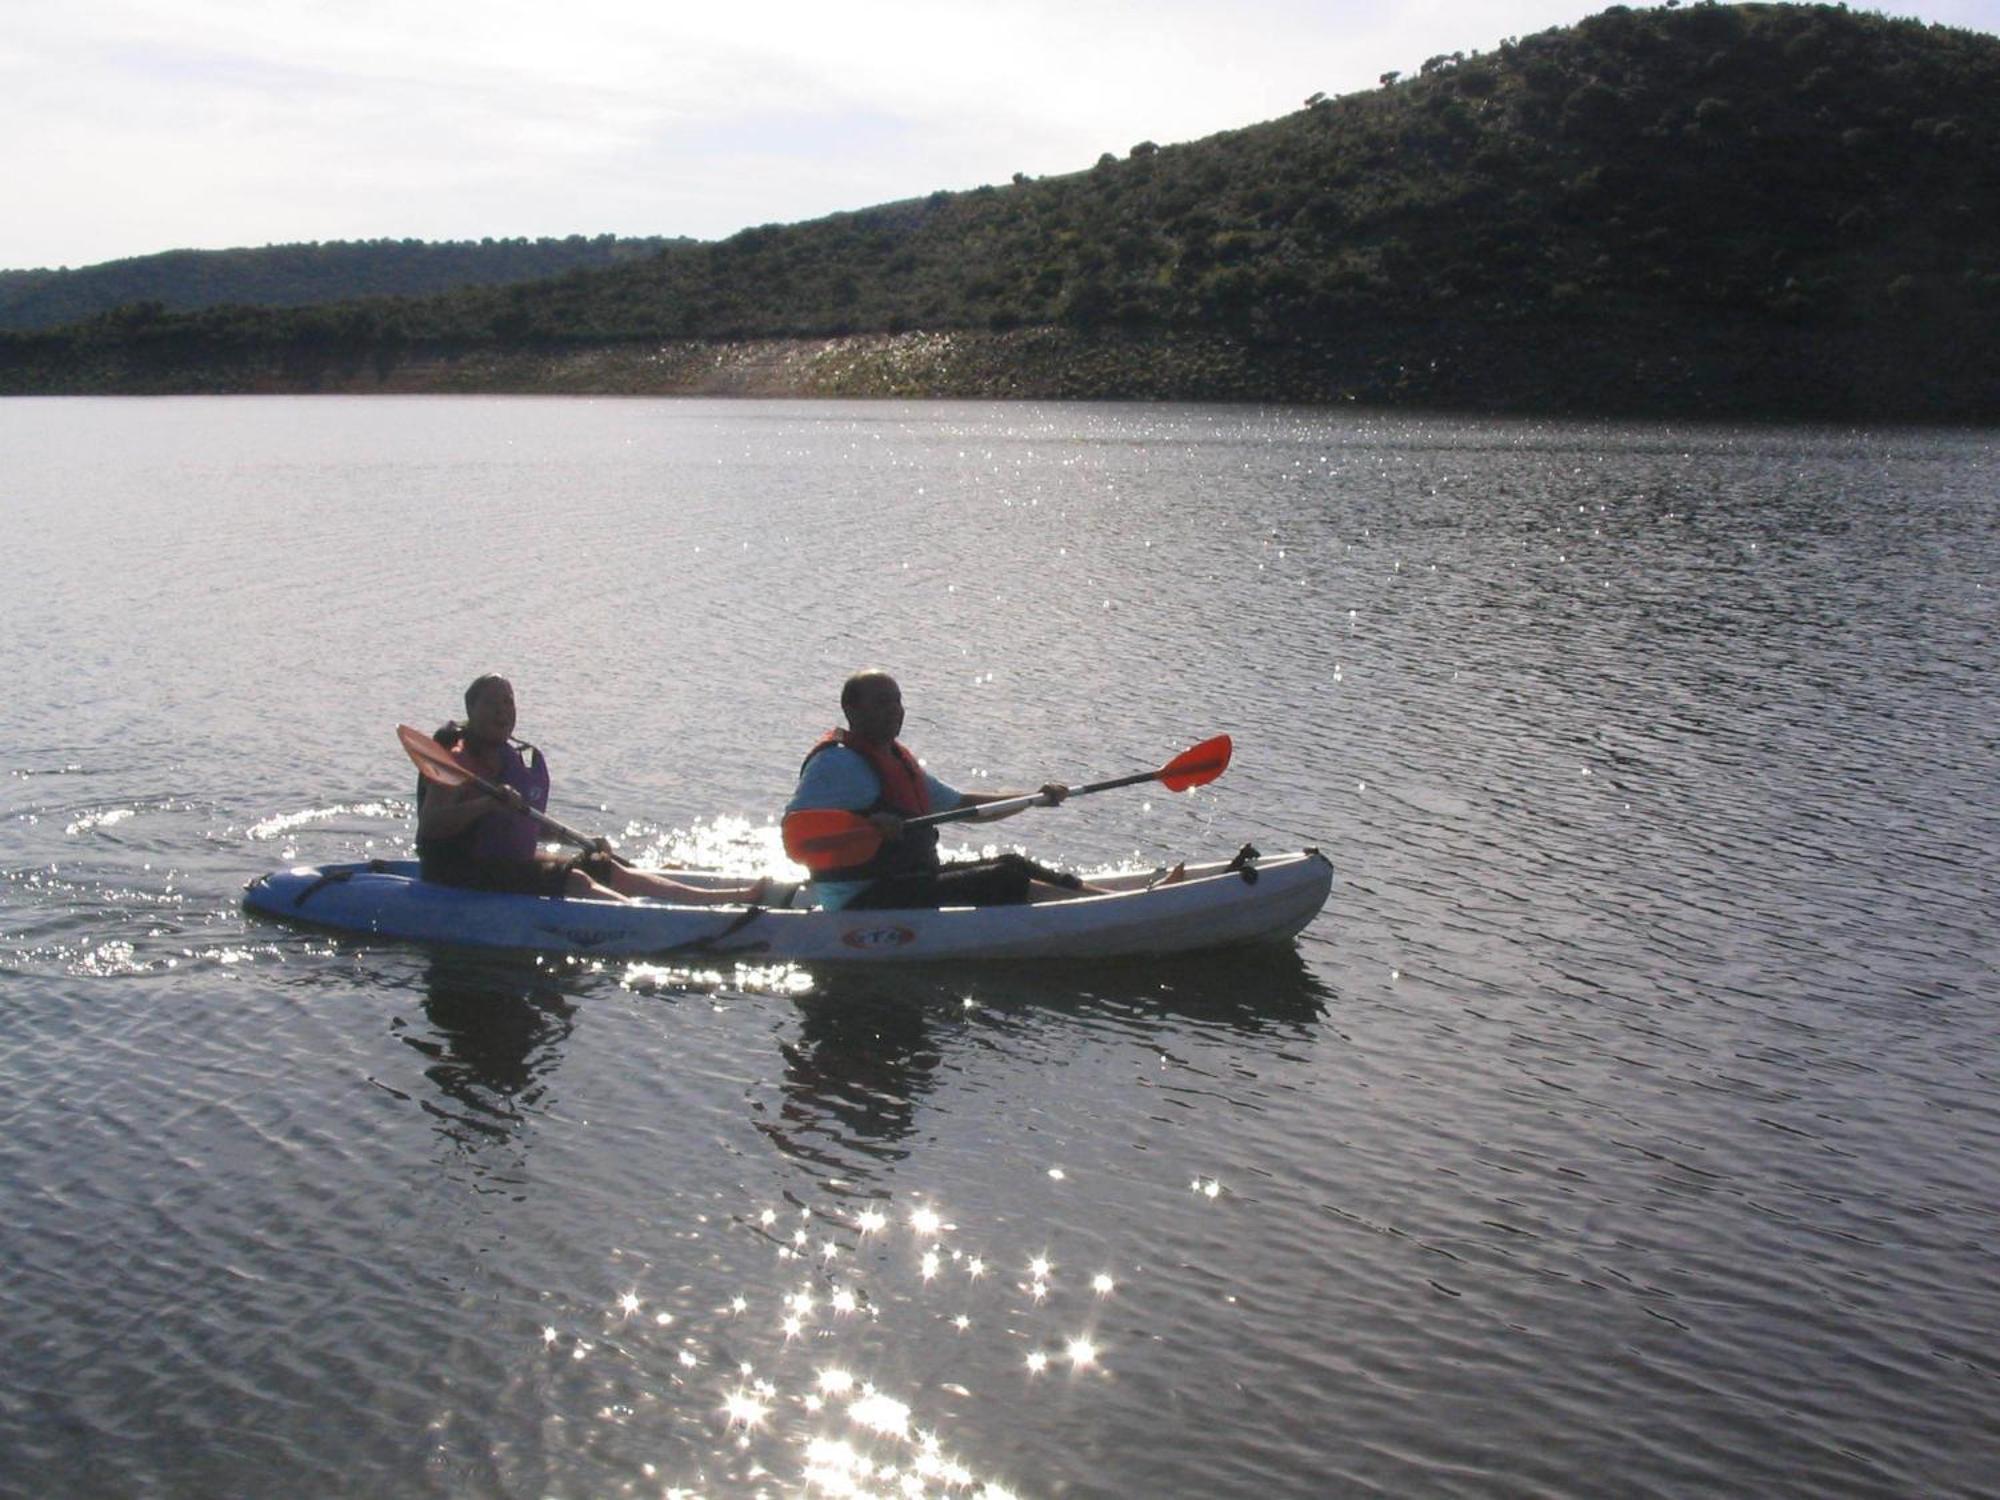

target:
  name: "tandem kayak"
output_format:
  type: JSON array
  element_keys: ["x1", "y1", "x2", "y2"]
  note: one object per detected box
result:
[{"x1": 243, "y1": 847, "x2": 1332, "y2": 963}]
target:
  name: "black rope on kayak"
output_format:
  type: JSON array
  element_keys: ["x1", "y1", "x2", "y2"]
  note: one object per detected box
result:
[
  {"x1": 645, "y1": 902, "x2": 772, "y2": 959},
  {"x1": 1227, "y1": 843, "x2": 1262, "y2": 885},
  {"x1": 291, "y1": 860, "x2": 391, "y2": 908}
]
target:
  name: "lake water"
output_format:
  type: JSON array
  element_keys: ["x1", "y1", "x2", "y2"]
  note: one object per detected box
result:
[{"x1": 2, "y1": 396, "x2": 1996, "y2": 1498}]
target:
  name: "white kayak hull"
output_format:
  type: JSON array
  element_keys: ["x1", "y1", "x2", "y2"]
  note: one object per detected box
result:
[{"x1": 243, "y1": 849, "x2": 1332, "y2": 963}]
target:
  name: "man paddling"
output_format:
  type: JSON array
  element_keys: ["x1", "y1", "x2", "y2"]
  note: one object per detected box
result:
[
  {"x1": 785, "y1": 670, "x2": 1106, "y2": 910},
  {"x1": 416, "y1": 674, "x2": 771, "y2": 904}
]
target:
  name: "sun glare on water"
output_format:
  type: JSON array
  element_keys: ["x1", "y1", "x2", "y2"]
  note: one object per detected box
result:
[{"x1": 528, "y1": 1187, "x2": 1121, "y2": 1494}]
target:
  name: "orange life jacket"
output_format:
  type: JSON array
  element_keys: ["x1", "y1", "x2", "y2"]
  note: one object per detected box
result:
[{"x1": 799, "y1": 728, "x2": 940, "y2": 882}]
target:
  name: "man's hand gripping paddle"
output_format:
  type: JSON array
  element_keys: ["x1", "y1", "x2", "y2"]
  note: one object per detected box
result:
[{"x1": 780, "y1": 734, "x2": 1232, "y2": 873}]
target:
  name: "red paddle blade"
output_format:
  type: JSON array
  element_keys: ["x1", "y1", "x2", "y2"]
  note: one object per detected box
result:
[
  {"x1": 1157, "y1": 734, "x2": 1232, "y2": 792},
  {"x1": 397, "y1": 723, "x2": 472, "y2": 786},
  {"x1": 781, "y1": 808, "x2": 884, "y2": 872}
]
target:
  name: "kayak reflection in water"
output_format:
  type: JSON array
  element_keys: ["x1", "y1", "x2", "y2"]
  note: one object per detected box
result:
[
  {"x1": 786, "y1": 670, "x2": 1109, "y2": 911},
  {"x1": 414, "y1": 674, "x2": 774, "y2": 905}
]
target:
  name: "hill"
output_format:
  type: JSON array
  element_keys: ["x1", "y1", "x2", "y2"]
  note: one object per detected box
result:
[
  {"x1": 5, "y1": 3, "x2": 1997, "y2": 419},
  {"x1": 0, "y1": 236, "x2": 692, "y2": 333}
]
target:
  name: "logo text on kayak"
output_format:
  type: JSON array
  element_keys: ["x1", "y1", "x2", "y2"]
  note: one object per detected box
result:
[{"x1": 841, "y1": 925, "x2": 917, "y2": 950}]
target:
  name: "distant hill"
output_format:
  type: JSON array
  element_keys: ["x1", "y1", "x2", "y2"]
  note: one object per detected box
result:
[
  {"x1": 0, "y1": 235, "x2": 693, "y2": 332},
  {"x1": 6, "y1": 3, "x2": 1998, "y2": 418}
]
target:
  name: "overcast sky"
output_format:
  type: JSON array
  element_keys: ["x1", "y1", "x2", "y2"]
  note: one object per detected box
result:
[{"x1": 6, "y1": 0, "x2": 1998, "y2": 271}]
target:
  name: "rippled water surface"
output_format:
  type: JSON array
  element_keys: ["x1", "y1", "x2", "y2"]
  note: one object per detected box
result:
[{"x1": 3, "y1": 396, "x2": 1996, "y2": 1498}]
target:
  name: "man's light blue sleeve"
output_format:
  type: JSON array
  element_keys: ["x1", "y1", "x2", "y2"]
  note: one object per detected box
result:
[
  {"x1": 923, "y1": 770, "x2": 964, "y2": 809},
  {"x1": 785, "y1": 748, "x2": 891, "y2": 911},
  {"x1": 787, "y1": 747, "x2": 880, "y2": 814}
]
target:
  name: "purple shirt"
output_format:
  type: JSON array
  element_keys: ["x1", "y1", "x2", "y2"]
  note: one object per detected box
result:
[{"x1": 467, "y1": 741, "x2": 551, "y2": 861}]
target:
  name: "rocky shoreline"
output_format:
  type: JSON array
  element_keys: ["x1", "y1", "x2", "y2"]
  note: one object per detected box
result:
[
  {"x1": 6, "y1": 321, "x2": 1992, "y2": 422},
  {"x1": 360, "y1": 328, "x2": 1341, "y2": 402}
]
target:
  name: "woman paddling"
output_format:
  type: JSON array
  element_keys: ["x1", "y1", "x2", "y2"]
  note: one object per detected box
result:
[{"x1": 415, "y1": 673, "x2": 773, "y2": 904}]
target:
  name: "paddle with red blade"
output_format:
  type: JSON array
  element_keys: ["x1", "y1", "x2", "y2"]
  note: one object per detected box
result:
[
  {"x1": 398, "y1": 723, "x2": 611, "y2": 854},
  {"x1": 781, "y1": 734, "x2": 1232, "y2": 873}
]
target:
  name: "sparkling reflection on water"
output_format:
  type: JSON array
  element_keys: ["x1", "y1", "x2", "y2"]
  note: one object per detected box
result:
[{"x1": 2, "y1": 398, "x2": 1997, "y2": 1498}]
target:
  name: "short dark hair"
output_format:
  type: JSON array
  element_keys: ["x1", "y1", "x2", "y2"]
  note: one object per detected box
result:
[
  {"x1": 841, "y1": 670, "x2": 895, "y2": 712},
  {"x1": 464, "y1": 673, "x2": 510, "y2": 713}
]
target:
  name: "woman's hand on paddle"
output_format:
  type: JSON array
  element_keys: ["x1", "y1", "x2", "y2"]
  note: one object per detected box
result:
[{"x1": 1039, "y1": 782, "x2": 1070, "y2": 806}]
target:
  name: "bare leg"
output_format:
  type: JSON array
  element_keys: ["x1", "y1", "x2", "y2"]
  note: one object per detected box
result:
[
  {"x1": 601, "y1": 865, "x2": 768, "y2": 905},
  {"x1": 1025, "y1": 876, "x2": 1112, "y2": 902},
  {"x1": 558, "y1": 867, "x2": 742, "y2": 903},
  {"x1": 563, "y1": 867, "x2": 629, "y2": 900}
]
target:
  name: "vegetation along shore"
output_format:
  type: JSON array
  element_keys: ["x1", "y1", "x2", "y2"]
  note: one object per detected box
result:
[{"x1": 4, "y1": 4, "x2": 1997, "y2": 421}]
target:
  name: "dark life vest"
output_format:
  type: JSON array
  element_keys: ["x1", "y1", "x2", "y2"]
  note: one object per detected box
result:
[
  {"x1": 799, "y1": 728, "x2": 941, "y2": 884},
  {"x1": 415, "y1": 726, "x2": 550, "y2": 867}
]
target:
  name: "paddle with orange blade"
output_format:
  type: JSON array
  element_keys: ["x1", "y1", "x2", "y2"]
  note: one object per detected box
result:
[
  {"x1": 781, "y1": 734, "x2": 1233, "y2": 873},
  {"x1": 398, "y1": 723, "x2": 611, "y2": 854}
]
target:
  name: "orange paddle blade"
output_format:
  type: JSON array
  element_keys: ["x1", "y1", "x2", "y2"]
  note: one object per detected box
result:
[
  {"x1": 1157, "y1": 734, "x2": 1232, "y2": 792},
  {"x1": 781, "y1": 808, "x2": 883, "y2": 872},
  {"x1": 397, "y1": 723, "x2": 473, "y2": 787}
]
